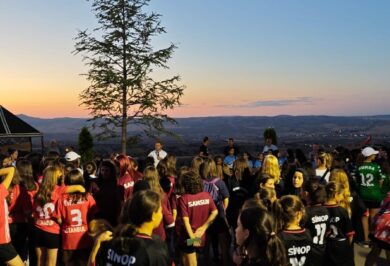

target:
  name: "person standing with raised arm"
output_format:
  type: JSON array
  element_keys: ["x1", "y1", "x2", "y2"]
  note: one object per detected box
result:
[{"x1": 0, "y1": 167, "x2": 24, "y2": 266}]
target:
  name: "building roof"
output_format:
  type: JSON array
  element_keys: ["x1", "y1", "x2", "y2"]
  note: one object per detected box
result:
[{"x1": 0, "y1": 105, "x2": 42, "y2": 138}]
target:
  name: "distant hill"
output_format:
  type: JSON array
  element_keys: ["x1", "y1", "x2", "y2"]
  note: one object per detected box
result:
[
  {"x1": 18, "y1": 114, "x2": 390, "y2": 137},
  {"x1": 17, "y1": 113, "x2": 390, "y2": 142},
  {"x1": 18, "y1": 114, "x2": 390, "y2": 155}
]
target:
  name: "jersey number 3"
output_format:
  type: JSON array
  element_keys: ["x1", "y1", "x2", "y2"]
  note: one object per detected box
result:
[{"x1": 70, "y1": 209, "x2": 82, "y2": 226}]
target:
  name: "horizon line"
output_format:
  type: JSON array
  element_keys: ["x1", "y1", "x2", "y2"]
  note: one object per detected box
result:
[{"x1": 17, "y1": 113, "x2": 390, "y2": 120}]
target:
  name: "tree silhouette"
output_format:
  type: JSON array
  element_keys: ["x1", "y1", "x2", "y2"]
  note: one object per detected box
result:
[
  {"x1": 74, "y1": 0, "x2": 184, "y2": 153},
  {"x1": 78, "y1": 127, "x2": 94, "y2": 164}
]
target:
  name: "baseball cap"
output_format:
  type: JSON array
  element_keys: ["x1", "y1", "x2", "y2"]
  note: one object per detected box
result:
[
  {"x1": 361, "y1": 147, "x2": 379, "y2": 157},
  {"x1": 64, "y1": 151, "x2": 81, "y2": 161}
]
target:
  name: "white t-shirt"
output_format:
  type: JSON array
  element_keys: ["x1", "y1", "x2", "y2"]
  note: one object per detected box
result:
[
  {"x1": 148, "y1": 149, "x2": 167, "y2": 167},
  {"x1": 263, "y1": 144, "x2": 278, "y2": 153},
  {"x1": 315, "y1": 168, "x2": 330, "y2": 183}
]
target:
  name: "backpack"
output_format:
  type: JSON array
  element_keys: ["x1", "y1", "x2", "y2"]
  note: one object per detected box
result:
[
  {"x1": 203, "y1": 178, "x2": 221, "y2": 204},
  {"x1": 372, "y1": 194, "x2": 390, "y2": 244}
]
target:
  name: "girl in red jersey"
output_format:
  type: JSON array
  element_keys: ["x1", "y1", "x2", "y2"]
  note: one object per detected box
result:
[
  {"x1": 115, "y1": 154, "x2": 141, "y2": 201},
  {"x1": 178, "y1": 171, "x2": 218, "y2": 266},
  {"x1": 16, "y1": 159, "x2": 39, "y2": 266},
  {"x1": 33, "y1": 163, "x2": 85, "y2": 266},
  {"x1": 6, "y1": 168, "x2": 30, "y2": 262},
  {"x1": 0, "y1": 167, "x2": 24, "y2": 266},
  {"x1": 165, "y1": 155, "x2": 178, "y2": 219},
  {"x1": 143, "y1": 166, "x2": 175, "y2": 241},
  {"x1": 157, "y1": 160, "x2": 175, "y2": 199},
  {"x1": 57, "y1": 169, "x2": 98, "y2": 266},
  {"x1": 16, "y1": 160, "x2": 39, "y2": 212}
]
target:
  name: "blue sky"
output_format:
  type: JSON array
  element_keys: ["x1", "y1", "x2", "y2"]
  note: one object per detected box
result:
[{"x1": 1, "y1": 0, "x2": 389, "y2": 117}]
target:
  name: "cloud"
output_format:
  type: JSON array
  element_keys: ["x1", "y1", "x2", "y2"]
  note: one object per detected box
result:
[{"x1": 215, "y1": 97, "x2": 316, "y2": 108}]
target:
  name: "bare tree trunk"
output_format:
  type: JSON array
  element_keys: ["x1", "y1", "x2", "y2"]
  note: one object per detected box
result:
[
  {"x1": 121, "y1": 92, "x2": 127, "y2": 154},
  {"x1": 121, "y1": 2, "x2": 127, "y2": 155}
]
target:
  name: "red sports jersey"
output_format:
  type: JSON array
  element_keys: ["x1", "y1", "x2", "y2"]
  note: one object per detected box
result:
[
  {"x1": 153, "y1": 192, "x2": 174, "y2": 240},
  {"x1": 0, "y1": 184, "x2": 11, "y2": 244},
  {"x1": 117, "y1": 173, "x2": 135, "y2": 200},
  {"x1": 26, "y1": 182, "x2": 39, "y2": 209},
  {"x1": 167, "y1": 176, "x2": 176, "y2": 198},
  {"x1": 33, "y1": 185, "x2": 67, "y2": 234},
  {"x1": 8, "y1": 184, "x2": 30, "y2": 224},
  {"x1": 177, "y1": 192, "x2": 217, "y2": 246},
  {"x1": 57, "y1": 193, "x2": 98, "y2": 250},
  {"x1": 169, "y1": 192, "x2": 177, "y2": 213}
]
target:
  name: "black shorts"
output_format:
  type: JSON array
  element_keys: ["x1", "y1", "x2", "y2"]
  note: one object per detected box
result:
[
  {"x1": 363, "y1": 200, "x2": 381, "y2": 209},
  {"x1": 0, "y1": 242, "x2": 18, "y2": 262},
  {"x1": 33, "y1": 227, "x2": 60, "y2": 249}
]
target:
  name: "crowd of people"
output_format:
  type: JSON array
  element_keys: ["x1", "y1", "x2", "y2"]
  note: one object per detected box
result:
[{"x1": 0, "y1": 137, "x2": 389, "y2": 266}]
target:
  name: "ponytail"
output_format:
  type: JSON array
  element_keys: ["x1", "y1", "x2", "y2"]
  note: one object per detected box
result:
[
  {"x1": 318, "y1": 152, "x2": 327, "y2": 166},
  {"x1": 266, "y1": 233, "x2": 287, "y2": 266},
  {"x1": 239, "y1": 207, "x2": 287, "y2": 265},
  {"x1": 272, "y1": 195, "x2": 305, "y2": 231},
  {"x1": 111, "y1": 223, "x2": 139, "y2": 251},
  {"x1": 271, "y1": 199, "x2": 284, "y2": 232},
  {"x1": 111, "y1": 190, "x2": 161, "y2": 251},
  {"x1": 305, "y1": 178, "x2": 326, "y2": 205},
  {"x1": 114, "y1": 223, "x2": 137, "y2": 238},
  {"x1": 325, "y1": 181, "x2": 338, "y2": 200},
  {"x1": 258, "y1": 187, "x2": 276, "y2": 212}
]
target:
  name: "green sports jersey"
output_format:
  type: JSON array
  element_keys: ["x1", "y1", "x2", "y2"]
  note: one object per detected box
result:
[{"x1": 357, "y1": 162, "x2": 387, "y2": 202}]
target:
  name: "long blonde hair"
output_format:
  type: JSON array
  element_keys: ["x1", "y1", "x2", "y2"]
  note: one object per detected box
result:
[
  {"x1": 262, "y1": 155, "x2": 280, "y2": 183},
  {"x1": 199, "y1": 158, "x2": 217, "y2": 180},
  {"x1": 143, "y1": 166, "x2": 163, "y2": 195},
  {"x1": 234, "y1": 158, "x2": 248, "y2": 181},
  {"x1": 317, "y1": 152, "x2": 333, "y2": 169},
  {"x1": 329, "y1": 169, "x2": 351, "y2": 215},
  {"x1": 34, "y1": 165, "x2": 63, "y2": 206},
  {"x1": 166, "y1": 155, "x2": 177, "y2": 178},
  {"x1": 191, "y1": 156, "x2": 203, "y2": 173}
]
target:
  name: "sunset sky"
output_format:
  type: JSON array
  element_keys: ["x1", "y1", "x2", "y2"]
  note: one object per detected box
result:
[{"x1": 1, "y1": 0, "x2": 389, "y2": 118}]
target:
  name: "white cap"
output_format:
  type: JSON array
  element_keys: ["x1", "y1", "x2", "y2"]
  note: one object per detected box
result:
[
  {"x1": 362, "y1": 147, "x2": 379, "y2": 157},
  {"x1": 64, "y1": 151, "x2": 81, "y2": 161}
]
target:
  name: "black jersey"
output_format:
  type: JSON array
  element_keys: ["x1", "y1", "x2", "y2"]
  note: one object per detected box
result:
[
  {"x1": 305, "y1": 205, "x2": 329, "y2": 263},
  {"x1": 279, "y1": 229, "x2": 313, "y2": 266},
  {"x1": 96, "y1": 234, "x2": 171, "y2": 266},
  {"x1": 324, "y1": 204, "x2": 354, "y2": 241},
  {"x1": 324, "y1": 204, "x2": 354, "y2": 266}
]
